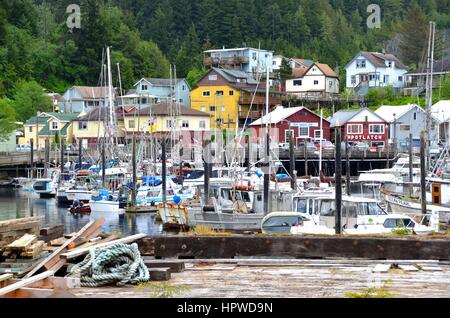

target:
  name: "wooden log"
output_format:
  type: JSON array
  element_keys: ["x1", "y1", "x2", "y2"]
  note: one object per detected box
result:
[
  {"x1": 40, "y1": 225, "x2": 64, "y2": 237},
  {"x1": 4, "y1": 234, "x2": 37, "y2": 252},
  {"x1": 148, "y1": 268, "x2": 171, "y2": 281},
  {"x1": 24, "y1": 218, "x2": 105, "y2": 278},
  {"x1": 0, "y1": 271, "x2": 54, "y2": 296},
  {"x1": 141, "y1": 236, "x2": 450, "y2": 260},
  {"x1": 60, "y1": 234, "x2": 147, "y2": 260},
  {"x1": 144, "y1": 260, "x2": 185, "y2": 273},
  {"x1": 20, "y1": 241, "x2": 45, "y2": 259}
]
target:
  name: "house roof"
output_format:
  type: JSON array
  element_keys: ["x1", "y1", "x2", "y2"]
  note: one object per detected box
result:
[
  {"x1": 315, "y1": 63, "x2": 338, "y2": 78},
  {"x1": 71, "y1": 86, "x2": 111, "y2": 100},
  {"x1": 250, "y1": 106, "x2": 328, "y2": 126},
  {"x1": 24, "y1": 112, "x2": 79, "y2": 125},
  {"x1": 328, "y1": 108, "x2": 386, "y2": 127},
  {"x1": 137, "y1": 78, "x2": 185, "y2": 87},
  {"x1": 204, "y1": 47, "x2": 272, "y2": 53},
  {"x1": 202, "y1": 68, "x2": 260, "y2": 86},
  {"x1": 76, "y1": 107, "x2": 127, "y2": 121},
  {"x1": 431, "y1": 100, "x2": 450, "y2": 122},
  {"x1": 347, "y1": 52, "x2": 407, "y2": 70},
  {"x1": 375, "y1": 104, "x2": 421, "y2": 122},
  {"x1": 290, "y1": 58, "x2": 314, "y2": 68},
  {"x1": 38, "y1": 123, "x2": 70, "y2": 137},
  {"x1": 125, "y1": 103, "x2": 211, "y2": 117}
]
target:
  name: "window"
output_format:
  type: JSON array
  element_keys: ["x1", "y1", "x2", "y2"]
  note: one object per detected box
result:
[
  {"x1": 329, "y1": 81, "x2": 333, "y2": 88},
  {"x1": 414, "y1": 113, "x2": 417, "y2": 120},
  {"x1": 182, "y1": 120, "x2": 189, "y2": 128},
  {"x1": 398, "y1": 76, "x2": 403, "y2": 82},
  {"x1": 312, "y1": 67, "x2": 317, "y2": 72},
  {"x1": 299, "y1": 127, "x2": 309, "y2": 137},
  {"x1": 29, "y1": 126, "x2": 33, "y2": 133},
  {"x1": 51, "y1": 122, "x2": 59, "y2": 130},
  {"x1": 201, "y1": 106, "x2": 206, "y2": 112},
  {"x1": 369, "y1": 74, "x2": 375, "y2": 81},
  {"x1": 252, "y1": 52, "x2": 257, "y2": 60},
  {"x1": 78, "y1": 121, "x2": 88, "y2": 130},
  {"x1": 347, "y1": 124, "x2": 363, "y2": 134},
  {"x1": 356, "y1": 60, "x2": 366, "y2": 68},
  {"x1": 203, "y1": 91, "x2": 211, "y2": 97},
  {"x1": 229, "y1": 90, "x2": 234, "y2": 96},
  {"x1": 141, "y1": 84, "x2": 148, "y2": 91},
  {"x1": 216, "y1": 91, "x2": 224, "y2": 96},
  {"x1": 166, "y1": 120, "x2": 175, "y2": 128},
  {"x1": 314, "y1": 130, "x2": 322, "y2": 139},
  {"x1": 182, "y1": 85, "x2": 186, "y2": 91},
  {"x1": 371, "y1": 141, "x2": 385, "y2": 148},
  {"x1": 210, "y1": 106, "x2": 216, "y2": 112},
  {"x1": 285, "y1": 130, "x2": 294, "y2": 143},
  {"x1": 129, "y1": 120, "x2": 135, "y2": 129},
  {"x1": 351, "y1": 76, "x2": 356, "y2": 85},
  {"x1": 388, "y1": 61, "x2": 393, "y2": 68},
  {"x1": 384, "y1": 75, "x2": 389, "y2": 83},
  {"x1": 208, "y1": 75, "x2": 217, "y2": 81},
  {"x1": 179, "y1": 99, "x2": 183, "y2": 103},
  {"x1": 400, "y1": 125, "x2": 410, "y2": 131},
  {"x1": 293, "y1": 80, "x2": 302, "y2": 86},
  {"x1": 199, "y1": 120, "x2": 206, "y2": 129},
  {"x1": 221, "y1": 106, "x2": 225, "y2": 112},
  {"x1": 141, "y1": 98, "x2": 147, "y2": 105},
  {"x1": 369, "y1": 124, "x2": 385, "y2": 134},
  {"x1": 314, "y1": 80, "x2": 319, "y2": 85}
]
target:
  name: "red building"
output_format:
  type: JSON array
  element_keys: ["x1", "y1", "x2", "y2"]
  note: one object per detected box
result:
[
  {"x1": 250, "y1": 106, "x2": 331, "y2": 146},
  {"x1": 329, "y1": 108, "x2": 388, "y2": 148}
]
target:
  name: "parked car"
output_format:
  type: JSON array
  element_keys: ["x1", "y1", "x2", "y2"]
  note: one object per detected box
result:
[
  {"x1": 278, "y1": 143, "x2": 290, "y2": 150},
  {"x1": 314, "y1": 140, "x2": 335, "y2": 151},
  {"x1": 16, "y1": 144, "x2": 31, "y2": 152},
  {"x1": 298, "y1": 141, "x2": 317, "y2": 152}
]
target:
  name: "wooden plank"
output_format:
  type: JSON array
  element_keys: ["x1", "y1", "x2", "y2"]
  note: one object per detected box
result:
[
  {"x1": 148, "y1": 268, "x2": 171, "y2": 281},
  {"x1": 142, "y1": 236, "x2": 450, "y2": 260},
  {"x1": 5, "y1": 288, "x2": 54, "y2": 299},
  {"x1": 24, "y1": 218, "x2": 105, "y2": 278},
  {"x1": 61, "y1": 234, "x2": 147, "y2": 260},
  {"x1": 144, "y1": 260, "x2": 185, "y2": 273},
  {"x1": 40, "y1": 225, "x2": 64, "y2": 237},
  {"x1": 398, "y1": 264, "x2": 420, "y2": 272},
  {"x1": 372, "y1": 264, "x2": 391, "y2": 273},
  {"x1": 0, "y1": 274, "x2": 13, "y2": 288},
  {"x1": 0, "y1": 271, "x2": 54, "y2": 296}
]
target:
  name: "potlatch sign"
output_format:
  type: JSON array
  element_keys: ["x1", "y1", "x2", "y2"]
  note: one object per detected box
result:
[{"x1": 347, "y1": 135, "x2": 384, "y2": 141}]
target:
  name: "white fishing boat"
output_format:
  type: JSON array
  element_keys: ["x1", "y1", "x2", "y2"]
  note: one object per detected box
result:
[{"x1": 32, "y1": 170, "x2": 59, "y2": 198}]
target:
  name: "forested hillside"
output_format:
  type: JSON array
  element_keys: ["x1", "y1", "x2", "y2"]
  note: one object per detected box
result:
[{"x1": 0, "y1": 0, "x2": 449, "y2": 115}]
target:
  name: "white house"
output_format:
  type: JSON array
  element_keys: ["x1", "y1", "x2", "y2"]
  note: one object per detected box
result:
[
  {"x1": 431, "y1": 100, "x2": 450, "y2": 142},
  {"x1": 286, "y1": 63, "x2": 340, "y2": 98},
  {"x1": 345, "y1": 52, "x2": 408, "y2": 95},
  {"x1": 376, "y1": 104, "x2": 439, "y2": 151}
]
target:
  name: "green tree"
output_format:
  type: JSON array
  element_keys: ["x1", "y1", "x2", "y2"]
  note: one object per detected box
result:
[
  {"x1": 12, "y1": 81, "x2": 52, "y2": 122},
  {"x1": 0, "y1": 98, "x2": 16, "y2": 141},
  {"x1": 280, "y1": 58, "x2": 293, "y2": 80},
  {"x1": 186, "y1": 68, "x2": 207, "y2": 89}
]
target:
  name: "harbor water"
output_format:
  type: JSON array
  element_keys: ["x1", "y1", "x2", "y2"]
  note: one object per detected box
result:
[{"x1": 0, "y1": 188, "x2": 164, "y2": 236}]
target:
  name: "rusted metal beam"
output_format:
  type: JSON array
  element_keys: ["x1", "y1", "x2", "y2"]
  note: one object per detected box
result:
[{"x1": 139, "y1": 236, "x2": 450, "y2": 260}]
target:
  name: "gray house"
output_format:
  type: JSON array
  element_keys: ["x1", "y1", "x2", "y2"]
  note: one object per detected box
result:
[
  {"x1": 376, "y1": 104, "x2": 439, "y2": 151},
  {"x1": 62, "y1": 86, "x2": 112, "y2": 113},
  {"x1": 132, "y1": 78, "x2": 191, "y2": 108}
]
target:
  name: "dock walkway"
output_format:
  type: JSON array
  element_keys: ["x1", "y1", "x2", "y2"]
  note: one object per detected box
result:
[{"x1": 72, "y1": 259, "x2": 450, "y2": 298}]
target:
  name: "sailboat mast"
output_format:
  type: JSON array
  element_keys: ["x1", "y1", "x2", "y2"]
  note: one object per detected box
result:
[
  {"x1": 425, "y1": 21, "x2": 436, "y2": 171},
  {"x1": 106, "y1": 47, "x2": 115, "y2": 150},
  {"x1": 263, "y1": 60, "x2": 270, "y2": 215}
]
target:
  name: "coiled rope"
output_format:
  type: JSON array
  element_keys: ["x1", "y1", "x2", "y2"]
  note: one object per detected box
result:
[{"x1": 69, "y1": 243, "x2": 150, "y2": 287}]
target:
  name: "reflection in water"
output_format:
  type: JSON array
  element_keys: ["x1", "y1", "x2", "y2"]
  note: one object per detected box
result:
[{"x1": 0, "y1": 189, "x2": 163, "y2": 235}]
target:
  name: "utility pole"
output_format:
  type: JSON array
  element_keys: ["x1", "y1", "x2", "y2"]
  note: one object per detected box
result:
[
  {"x1": 131, "y1": 135, "x2": 137, "y2": 207},
  {"x1": 335, "y1": 126, "x2": 343, "y2": 234},
  {"x1": 289, "y1": 130, "x2": 296, "y2": 190},
  {"x1": 161, "y1": 139, "x2": 167, "y2": 205},
  {"x1": 345, "y1": 136, "x2": 351, "y2": 196},
  {"x1": 420, "y1": 131, "x2": 427, "y2": 215}
]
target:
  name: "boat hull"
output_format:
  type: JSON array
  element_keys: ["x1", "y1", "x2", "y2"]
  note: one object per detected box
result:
[{"x1": 89, "y1": 201, "x2": 122, "y2": 214}]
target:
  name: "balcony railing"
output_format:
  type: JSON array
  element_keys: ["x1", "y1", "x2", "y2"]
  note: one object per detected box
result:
[{"x1": 204, "y1": 56, "x2": 250, "y2": 66}]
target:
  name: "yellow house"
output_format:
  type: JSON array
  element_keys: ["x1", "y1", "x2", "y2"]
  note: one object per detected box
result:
[
  {"x1": 23, "y1": 112, "x2": 79, "y2": 149},
  {"x1": 123, "y1": 103, "x2": 211, "y2": 138},
  {"x1": 190, "y1": 68, "x2": 282, "y2": 129},
  {"x1": 73, "y1": 107, "x2": 126, "y2": 146}
]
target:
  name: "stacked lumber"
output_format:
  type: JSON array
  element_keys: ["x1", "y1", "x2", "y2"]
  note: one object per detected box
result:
[
  {"x1": 2, "y1": 234, "x2": 39, "y2": 259},
  {"x1": 0, "y1": 217, "x2": 42, "y2": 248}
]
